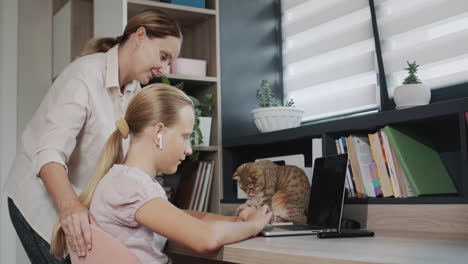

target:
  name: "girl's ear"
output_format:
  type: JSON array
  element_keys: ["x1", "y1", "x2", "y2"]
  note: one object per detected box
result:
[{"x1": 152, "y1": 123, "x2": 165, "y2": 146}]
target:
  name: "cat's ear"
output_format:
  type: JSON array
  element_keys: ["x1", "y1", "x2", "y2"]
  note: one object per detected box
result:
[
  {"x1": 234, "y1": 164, "x2": 246, "y2": 178},
  {"x1": 233, "y1": 173, "x2": 240, "y2": 182}
]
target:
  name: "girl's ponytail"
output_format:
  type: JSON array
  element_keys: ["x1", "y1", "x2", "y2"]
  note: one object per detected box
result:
[{"x1": 50, "y1": 129, "x2": 124, "y2": 258}]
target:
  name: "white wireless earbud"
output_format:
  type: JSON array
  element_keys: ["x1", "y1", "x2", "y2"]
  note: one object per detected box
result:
[{"x1": 157, "y1": 133, "x2": 163, "y2": 150}]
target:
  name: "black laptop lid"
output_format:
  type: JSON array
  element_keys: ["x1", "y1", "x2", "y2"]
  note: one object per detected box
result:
[{"x1": 307, "y1": 154, "x2": 348, "y2": 229}]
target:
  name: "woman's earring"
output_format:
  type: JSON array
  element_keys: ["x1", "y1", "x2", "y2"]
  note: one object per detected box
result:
[{"x1": 157, "y1": 133, "x2": 163, "y2": 150}]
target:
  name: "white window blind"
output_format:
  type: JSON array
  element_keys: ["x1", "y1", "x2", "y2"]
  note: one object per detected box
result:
[
  {"x1": 376, "y1": 0, "x2": 468, "y2": 97},
  {"x1": 281, "y1": 0, "x2": 379, "y2": 122}
]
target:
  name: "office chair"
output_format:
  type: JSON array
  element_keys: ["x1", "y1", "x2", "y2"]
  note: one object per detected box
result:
[{"x1": 67, "y1": 225, "x2": 141, "y2": 264}]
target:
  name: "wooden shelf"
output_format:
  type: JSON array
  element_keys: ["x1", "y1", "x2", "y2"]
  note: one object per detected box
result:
[
  {"x1": 345, "y1": 196, "x2": 467, "y2": 204},
  {"x1": 222, "y1": 196, "x2": 468, "y2": 205},
  {"x1": 166, "y1": 73, "x2": 217, "y2": 84},
  {"x1": 129, "y1": 0, "x2": 216, "y2": 13},
  {"x1": 221, "y1": 96, "x2": 468, "y2": 205},
  {"x1": 193, "y1": 145, "x2": 218, "y2": 152},
  {"x1": 125, "y1": 0, "x2": 222, "y2": 214},
  {"x1": 148, "y1": 74, "x2": 217, "y2": 90},
  {"x1": 128, "y1": 0, "x2": 216, "y2": 27},
  {"x1": 223, "y1": 97, "x2": 468, "y2": 148}
]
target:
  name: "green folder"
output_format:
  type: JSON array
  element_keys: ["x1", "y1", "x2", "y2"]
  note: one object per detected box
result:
[{"x1": 382, "y1": 125, "x2": 456, "y2": 196}]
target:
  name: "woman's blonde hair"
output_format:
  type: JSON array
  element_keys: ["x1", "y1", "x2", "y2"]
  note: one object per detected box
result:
[
  {"x1": 50, "y1": 83, "x2": 194, "y2": 258},
  {"x1": 81, "y1": 9, "x2": 182, "y2": 56}
]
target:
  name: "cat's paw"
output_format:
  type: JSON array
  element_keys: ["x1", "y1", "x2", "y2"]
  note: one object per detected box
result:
[{"x1": 273, "y1": 216, "x2": 290, "y2": 223}]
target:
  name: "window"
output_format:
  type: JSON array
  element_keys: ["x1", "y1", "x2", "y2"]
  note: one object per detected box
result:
[
  {"x1": 376, "y1": 0, "x2": 468, "y2": 97},
  {"x1": 281, "y1": 0, "x2": 379, "y2": 122},
  {"x1": 280, "y1": 0, "x2": 468, "y2": 122}
]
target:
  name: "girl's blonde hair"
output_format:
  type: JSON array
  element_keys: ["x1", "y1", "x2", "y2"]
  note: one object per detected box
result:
[
  {"x1": 50, "y1": 84, "x2": 194, "y2": 258},
  {"x1": 80, "y1": 9, "x2": 182, "y2": 56}
]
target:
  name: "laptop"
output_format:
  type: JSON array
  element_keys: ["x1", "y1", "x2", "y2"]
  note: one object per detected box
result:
[{"x1": 260, "y1": 153, "x2": 348, "y2": 236}]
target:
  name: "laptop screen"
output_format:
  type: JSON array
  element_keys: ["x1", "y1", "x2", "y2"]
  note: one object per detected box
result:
[{"x1": 307, "y1": 154, "x2": 348, "y2": 229}]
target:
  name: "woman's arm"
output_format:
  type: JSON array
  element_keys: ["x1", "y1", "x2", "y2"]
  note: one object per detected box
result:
[
  {"x1": 40, "y1": 162, "x2": 92, "y2": 257},
  {"x1": 33, "y1": 78, "x2": 91, "y2": 256},
  {"x1": 136, "y1": 199, "x2": 271, "y2": 254}
]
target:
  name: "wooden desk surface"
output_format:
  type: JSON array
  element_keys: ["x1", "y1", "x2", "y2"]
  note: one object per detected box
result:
[{"x1": 167, "y1": 231, "x2": 468, "y2": 264}]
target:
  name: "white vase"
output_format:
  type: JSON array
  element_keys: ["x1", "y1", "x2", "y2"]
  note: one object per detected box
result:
[
  {"x1": 393, "y1": 83, "x2": 431, "y2": 109},
  {"x1": 196, "y1": 117, "x2": 212, "y2": 146},
  {"x1": 251, "y1": 107, "x2": 304, "y2": 133}
]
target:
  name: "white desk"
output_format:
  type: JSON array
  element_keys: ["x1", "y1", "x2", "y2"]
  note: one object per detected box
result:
[{"x1": 167, "y1": 231, "x2": 468, "y2": 264}]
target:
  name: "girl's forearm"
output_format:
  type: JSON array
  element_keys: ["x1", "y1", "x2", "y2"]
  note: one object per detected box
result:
[
  {"x1": 210, "y1": 221, "x2": 257, "y2": 247},
  {"x1": 184, "y1": 210, "x2": 240, "y2": 222}
]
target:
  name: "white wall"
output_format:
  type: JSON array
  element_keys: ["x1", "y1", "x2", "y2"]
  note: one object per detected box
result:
[
  {"x1": 17, "y1": 0, "x2": 53, "y2": 135},
  {"x1": 1, "y1": 0, "x2": 19, "y2": 263},
  {"x1": 53, "y1": 1, "x2": 72, "y2": 78},
  {"x1": 16, "y1": 0, "x2": 53, "y2": 261},
  {"x1": 94, "y1": 0, "x2": 127, "y2": 37},
  {"x1": 1, "y1": 0, "x2": 52, "y2": 263},
  {"x1": 16, "y1": 0, "x2": 53, "y2": 262}
]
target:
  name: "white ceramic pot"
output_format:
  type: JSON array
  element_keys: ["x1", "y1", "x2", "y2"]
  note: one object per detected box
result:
[
  {"x1": 251, "y1": 107, "x2": 304, "y2": 133},
  {"x1": 393, "y1": 83, "x2": 431, "y2": 109},
  {"x1": 195, "y1": 117, "x2": 212, "y2": 146}
]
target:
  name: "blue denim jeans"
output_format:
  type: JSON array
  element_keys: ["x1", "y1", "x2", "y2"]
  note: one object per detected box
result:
[{"x1": 8, "y1": 197, "x2": 70, "y2": 264}]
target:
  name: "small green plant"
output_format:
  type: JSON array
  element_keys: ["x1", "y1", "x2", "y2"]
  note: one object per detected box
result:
[
  {"x1": 256, "y1": 80, "x2": 295, "y2": 107},
  {"x1": 160, "y1": 76, "x2": 202, "y2": 160},
  {"x1": 284, "y1": 98, "x2": 295, "y2": 107},
  {"x1": 257, "y1": 80, "x2": 278, "y2": 107},
  {"x1": 200, "y1": 93, "x2": 215, "y2": 117},
  {"x1": 402, "y1": 61, "x2": 422, "y2": 85}
]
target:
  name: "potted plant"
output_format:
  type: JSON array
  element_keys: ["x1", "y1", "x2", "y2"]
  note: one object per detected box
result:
[
  {"x1": 195, "y1": 93, "x2": 215, "y2": 147},
  {"x1": 393, "y1": 61, "x2": 431, "y2": 109},
  {"x1": 251, "y1": 80, "x2": 304, "y2": 133}
]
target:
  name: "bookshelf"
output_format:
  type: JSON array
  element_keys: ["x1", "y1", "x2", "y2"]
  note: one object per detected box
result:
[
  {"x1": 220, "y1": 97, "x2": 468, "y2": 234},
  {"x1": 95, "y1": 0, "x2": 222, "y2": 213},
  {"x1": 222, "y1": 97, "x2": 468, "y2": 206}
]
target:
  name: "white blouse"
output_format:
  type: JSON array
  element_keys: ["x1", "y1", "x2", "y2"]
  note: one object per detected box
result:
[{"x1": 4, "y1": 44, "x2": 141, "y2": 243}]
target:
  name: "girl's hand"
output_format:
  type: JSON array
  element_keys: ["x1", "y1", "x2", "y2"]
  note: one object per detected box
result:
[
  {"x1": 60, "y1": 200, "x2": 93, "y2": 257},
  {"x1": 245, "y1": 205, "x2": 273, "y2": 236},
  {"x1": 237, "y1": 206, "x2": 256, "y2": 222},
  {"x1": 239, "y1": 205, "x2": 274, "y2": 224}
]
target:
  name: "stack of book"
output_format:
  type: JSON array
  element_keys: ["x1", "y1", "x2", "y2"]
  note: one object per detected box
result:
[
  {"x1": 174, "y1": 160, "x2": 215, "y2": 211},
  {"x1": 336, "y1": 125, "x2": 457, "y2": 198}
]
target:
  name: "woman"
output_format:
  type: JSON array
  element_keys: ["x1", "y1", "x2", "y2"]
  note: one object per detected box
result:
[
  {"x1": 5, "y1": 9, "x2": 182, "y2": 264},
  {"x1": 50, "y1": 84, "x2": 272, "y2": 263}
]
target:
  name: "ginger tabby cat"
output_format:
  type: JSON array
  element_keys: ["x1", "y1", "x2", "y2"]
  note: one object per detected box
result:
[{"x1": 233, "y1": 160, "x2": 310, "y2": 224}]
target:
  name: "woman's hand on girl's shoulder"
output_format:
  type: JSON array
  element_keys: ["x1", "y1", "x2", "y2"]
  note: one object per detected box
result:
[{"x1": 60, "y1": 199, "x2": 93, "y2": 257}]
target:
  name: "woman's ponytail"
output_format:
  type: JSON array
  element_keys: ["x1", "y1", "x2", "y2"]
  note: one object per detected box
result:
[
  {"x1": 79, "y1": 8, "x2": 182, "y2": 57},
  {"x1": 80, "y1": 37, "x2": 120, "y2": 56}
]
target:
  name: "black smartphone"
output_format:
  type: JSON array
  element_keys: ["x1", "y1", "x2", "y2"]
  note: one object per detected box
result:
[{"x1": 317, "y1": 230, "x2": 374, "y2": 239}]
